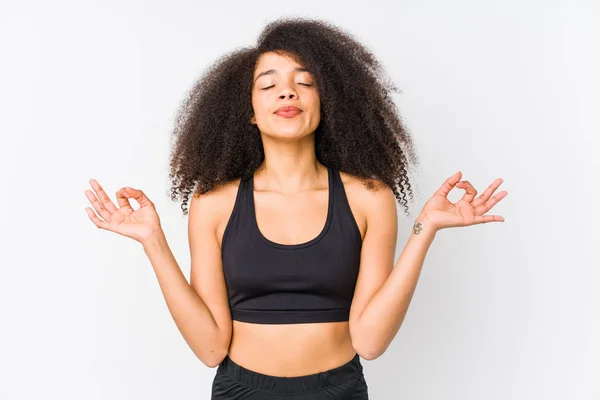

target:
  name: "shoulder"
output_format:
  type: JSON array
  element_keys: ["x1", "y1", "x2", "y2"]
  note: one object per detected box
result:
[
  {"x1": 337, "y1": 170, "x2": 397, "y2": 238},
  {"x1": 338, "y1": 170, "x2": 396, "y2": 211},
  {"x1": 188, "y1": 178, "x2": 243, "y2": 247},
  {"x1": 190, "y1": 178, "x2": 242, "y2": 210}
]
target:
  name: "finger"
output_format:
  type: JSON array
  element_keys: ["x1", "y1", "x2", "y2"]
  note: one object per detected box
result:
[
  {"x1": 434, "y1": 171, "x2": 462, "y2": 198},
  {"x1": 473, "y1": 214, "x2": 505, "y2": 224},
  {"x1": 125, "y1": 187, "x2": 154, "y2": 208},
  {"x1": 472, "y1": 178, "x2": 503, "y2": 208},
  {"x1": 475, "y1": 190, "x2": 508, "y2": 215},
  {"x1": 89, "y1": 179, "x2": 118, "y2": 214},
  {"x1": 116, "y1": 188, "x2": 134, "y2": 208},
  {"x1": 86, "y1": 207, "x2": 109, "y2": 229},
  {"x1": 85, "y1": 189, "x2": 112, "y2": 221},
  {"x1": 456, "y1": 180, "x2": 477, "y2": 203}
]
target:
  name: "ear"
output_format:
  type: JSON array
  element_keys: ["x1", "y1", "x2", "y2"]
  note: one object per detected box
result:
[{"x1": 250, "y1": 115, "x2": 256, "y2": 124}]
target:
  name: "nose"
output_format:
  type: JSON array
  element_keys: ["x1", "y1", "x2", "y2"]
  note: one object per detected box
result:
[{"x1": 278, "y1": 86, "x2": 297, "y2": 99}]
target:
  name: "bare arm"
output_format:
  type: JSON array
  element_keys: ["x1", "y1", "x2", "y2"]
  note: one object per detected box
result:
[
  {"x1": 349, "y1": 183, "x2": 436, "y2": 360},
  {"x1": 349, "y1": 171, "x2": 505, "y2": 359},
  {"x1": 351, "y1": 213, "x2": 436, "y2": 360},
  {"x1": 142, "y1": 192, "x2": 232, "y2": 368}
]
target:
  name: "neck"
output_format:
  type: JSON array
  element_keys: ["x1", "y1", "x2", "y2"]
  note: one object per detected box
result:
[{"x1": 255, "y1": 134, "x2": 326, "y2": 193}]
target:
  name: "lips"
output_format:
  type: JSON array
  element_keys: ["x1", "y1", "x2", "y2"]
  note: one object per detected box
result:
[{"x1": 274, "y1": 106, "x2": 302, "y2": 118}]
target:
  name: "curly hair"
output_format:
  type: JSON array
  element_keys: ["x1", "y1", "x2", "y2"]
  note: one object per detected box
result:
[{"x1": 168, "y1": 17, "x2": 420, "y2": 217}]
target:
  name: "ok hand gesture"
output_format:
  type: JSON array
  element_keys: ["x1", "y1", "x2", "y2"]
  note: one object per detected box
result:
[
  {"x1": 85, "y1": 179, "x2": 162, "y2": 245},
  {"x1": 419, "y1": 171, "x2": 507, "y2": 232}
]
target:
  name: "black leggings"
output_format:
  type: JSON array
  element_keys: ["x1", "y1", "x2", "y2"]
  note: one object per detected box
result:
[{"x1": 211, "y1": 353, "x2": 369, "y2": 399}]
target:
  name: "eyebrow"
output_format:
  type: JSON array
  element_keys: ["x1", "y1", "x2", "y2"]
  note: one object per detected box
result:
[{"x1": 254, "y1": 67, "x2": 311, "y2": 83}]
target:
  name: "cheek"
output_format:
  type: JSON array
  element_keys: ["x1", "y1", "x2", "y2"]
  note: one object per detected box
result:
[
  {"x1": 251, "y1": 94, "x2": 268, "y2": 120},
  {"x1": 252, "y1": 92, "x2": 272, "y2": 110},
  {"x1": 309, "y1": 91, "x2": 320, "y2": 110},
  {"x1": 309, "y1": 96, "x2": 321, "y2": 121}
]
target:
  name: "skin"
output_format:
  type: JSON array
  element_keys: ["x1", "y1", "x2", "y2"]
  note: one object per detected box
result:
[
  {"x1": 84, "y1": 50, "x2": 507, "y2": 378},
  {"x1": 216, "y1": 51, "x2": 384, "y2": 375}
]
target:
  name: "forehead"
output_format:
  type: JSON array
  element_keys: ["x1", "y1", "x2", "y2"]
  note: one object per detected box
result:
[{"x1": 254, "y1": 51, "x2": 309, "y2": 77}]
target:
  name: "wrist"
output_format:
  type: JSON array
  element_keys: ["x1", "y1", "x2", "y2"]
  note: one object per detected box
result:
[
  {"x1": 141, "y1": 228, "x2": 167, "y2": 252},
  {"x1": 414, "y1": 212, "x2": 438, "y2": 236}
]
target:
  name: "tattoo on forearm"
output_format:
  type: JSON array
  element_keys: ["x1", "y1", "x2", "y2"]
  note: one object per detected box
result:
[{"x1": 413, "y1": 221, "x2": 423, "y2": 235}]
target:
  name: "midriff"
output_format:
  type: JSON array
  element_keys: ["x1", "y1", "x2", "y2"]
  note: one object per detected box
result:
[{"x1": 226, "y1": 320, "x2": 357, "y2": 377}]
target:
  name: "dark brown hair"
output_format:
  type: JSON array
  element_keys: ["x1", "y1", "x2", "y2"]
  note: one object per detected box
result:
[{"x1": 168, "y1": 17, "x2": 420, "y2": 216}]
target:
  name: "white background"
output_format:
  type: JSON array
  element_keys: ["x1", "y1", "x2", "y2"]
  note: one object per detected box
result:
[{"x1": 1, "y1": 0, "x2": 598, "y2": 399}]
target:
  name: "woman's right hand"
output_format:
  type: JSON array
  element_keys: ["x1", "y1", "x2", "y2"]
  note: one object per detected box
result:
[{"x1": 85, "y1": 179, "x2": 162, "y2": 245}]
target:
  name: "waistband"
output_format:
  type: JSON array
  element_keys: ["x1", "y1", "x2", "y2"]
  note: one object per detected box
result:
[{"x1": 216, "y1": 353, "x2": 363, "y2": 394}]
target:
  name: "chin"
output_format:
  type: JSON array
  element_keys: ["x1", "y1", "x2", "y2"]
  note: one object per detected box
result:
[
  {"x1": 263, "y1": 129, "x2": 313, "y2": 141},
  {"x1": 272, "y1": 132, "x2": 308, "y2": 141},
  {"x1": 258, "y1": 122, "x2": 305, "y2": 136}
]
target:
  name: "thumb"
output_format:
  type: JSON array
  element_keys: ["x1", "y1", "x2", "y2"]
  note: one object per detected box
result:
[{"x1": 125, "y1": 187, "x2": 154, "y2": 208}]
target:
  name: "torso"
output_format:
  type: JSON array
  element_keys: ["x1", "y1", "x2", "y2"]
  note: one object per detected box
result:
[{"x1": 213, "y1": 167, "x2": 368, "y2": 376}]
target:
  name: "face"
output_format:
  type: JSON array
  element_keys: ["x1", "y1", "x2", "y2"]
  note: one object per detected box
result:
[{"x1": 250, "y1": 51, "x2": 321, "y2": 141}]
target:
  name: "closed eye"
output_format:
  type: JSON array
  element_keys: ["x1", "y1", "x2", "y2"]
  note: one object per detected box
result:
[{"x1": 261, "y1": 83, "x2": 312, "y2": 90}]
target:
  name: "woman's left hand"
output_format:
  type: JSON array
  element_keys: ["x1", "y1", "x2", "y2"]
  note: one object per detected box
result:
[{"x1": 419, "y1": 171, "x2": 507, "y2": 232}]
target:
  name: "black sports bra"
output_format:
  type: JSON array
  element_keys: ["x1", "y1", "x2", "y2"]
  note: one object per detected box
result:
[{"x1": 221, "y1": 167, "x2": 363, "y2": 324}]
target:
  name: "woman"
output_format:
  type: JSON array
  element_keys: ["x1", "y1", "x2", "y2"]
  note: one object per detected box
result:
[{"x1": 85, "y1": 17, "x2": 507, "y2": 399}]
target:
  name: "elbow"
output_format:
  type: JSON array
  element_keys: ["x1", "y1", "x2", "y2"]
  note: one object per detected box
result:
[
  {"x1": 353, "y1": 339, "x2": 384, "y2": 361},
  {"x1": 196, "y1": 346, "x2": 229, "y2": 368},
  {"x1": 196, "y1": 328, "x2": 232, "y2": 368},
  {"x1": 203, "y1": 355, "x2": 223, "y2": 369},
  {"x1": 356, "y1": 348, "x2": 382, "y2": 361}
]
